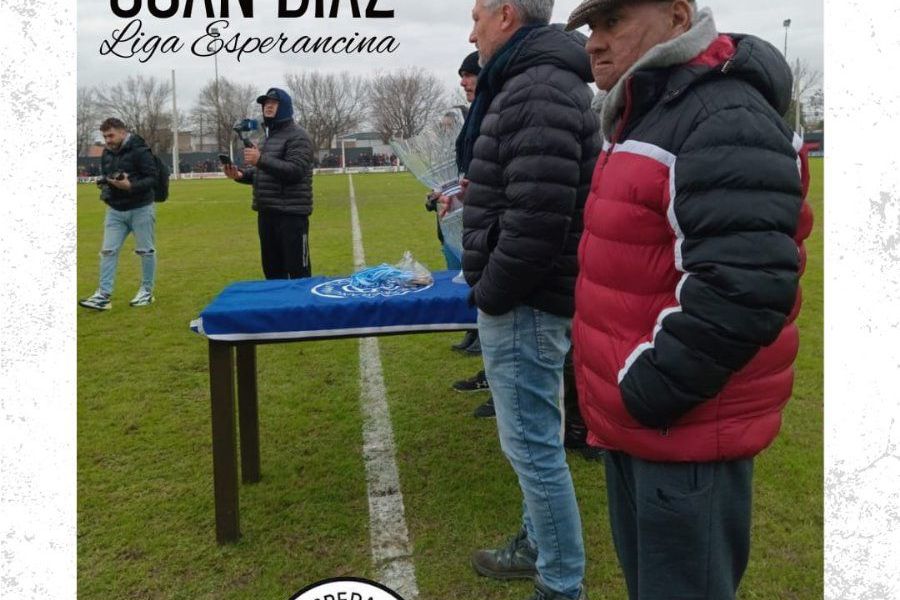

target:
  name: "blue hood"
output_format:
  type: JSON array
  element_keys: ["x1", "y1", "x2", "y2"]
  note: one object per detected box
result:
[{"x1": 260, "y1": 87, "x2": 294, "y2": 126}]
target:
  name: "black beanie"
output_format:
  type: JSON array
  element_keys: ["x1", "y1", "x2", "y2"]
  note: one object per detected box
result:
[{"x1": 458, "y1": 51, "x2": 481, "y2": 77}]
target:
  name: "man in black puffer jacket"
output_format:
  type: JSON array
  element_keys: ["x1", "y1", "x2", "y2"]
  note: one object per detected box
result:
[
  {"x1": 458, "y1": 2, "x2": 600, "y2": 599},
  {"x1": 225, "y1": 87, "x2": 314, "y2": 279},
  {"x1": 79, "y1": 117, "x2": 159, "y2": 311}
]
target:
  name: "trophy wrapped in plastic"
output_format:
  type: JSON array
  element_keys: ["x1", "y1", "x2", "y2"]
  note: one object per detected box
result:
[
  {"x1": 390, "y1": 109, "x2": 467, "y2": 283},
  {"x1": 390, "y1": 109, "x2": 465, "y2": 196}
]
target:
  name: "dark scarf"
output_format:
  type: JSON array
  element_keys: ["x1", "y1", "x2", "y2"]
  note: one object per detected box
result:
[{"x1": 455, "y1": 25, "x2": 540, "y2": 175}]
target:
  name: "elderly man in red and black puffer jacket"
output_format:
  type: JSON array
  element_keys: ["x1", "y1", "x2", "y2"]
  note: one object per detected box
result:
[{"x1": 567, "y1": 0, "x2": 814, "y2": 598}]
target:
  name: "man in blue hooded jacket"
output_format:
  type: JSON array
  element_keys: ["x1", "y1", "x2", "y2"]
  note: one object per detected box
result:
[{"x1": 224, "y1": 88, "x2": 315, "y2": 279}]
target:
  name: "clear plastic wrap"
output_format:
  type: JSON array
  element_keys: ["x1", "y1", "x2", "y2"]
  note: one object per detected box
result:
[
  {"x1": 439, "y1": 206, "x2": 464, "y2": 263},
  {"x1": 349, "y1": 251, "x2": 434, "y2": 290}
]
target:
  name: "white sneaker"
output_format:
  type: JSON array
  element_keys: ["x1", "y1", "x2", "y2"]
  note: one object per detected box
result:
[
  {"x1": 129, "y1": 288, "x2": 155, "y2": 307},
  {"x1": 79, "y1": 291, "x2": 111, "y2": 311}
]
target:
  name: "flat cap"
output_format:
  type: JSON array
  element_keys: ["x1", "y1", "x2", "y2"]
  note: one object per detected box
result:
[{"x1": 565, "y1": 0, "x2": 624, "y2": 31}]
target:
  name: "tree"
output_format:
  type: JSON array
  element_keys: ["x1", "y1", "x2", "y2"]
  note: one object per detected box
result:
[
  {"x1": 95, "y1": 76, "x2": 173, "y2": 153},
  {"x1": 284, "y1": 71, "x2": 367, "y2": 153},
  {"x1": 784, "y1": 59, "x2": 822, "y2": 131},
  {"x1": 77, "y1": 86, "x2": 99, "y2": 157},
  {"x1": 192, "y1": 77, "x2": 258, "y2": 152},
  {"x1": 369, "y1": 68, "x2": 447, "y2": 142},
  {"x1": 804, "y1": 88, "x2": 824, "y2": 130}
]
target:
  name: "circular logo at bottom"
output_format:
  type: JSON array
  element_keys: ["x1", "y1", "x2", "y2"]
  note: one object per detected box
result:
[{"x1": 289, "y1": 577, "x2": 405, "y2": 600}]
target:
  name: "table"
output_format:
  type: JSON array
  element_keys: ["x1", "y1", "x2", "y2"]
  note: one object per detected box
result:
[{"x1": 191, "y1": 270, "x2": 476, "y2": 543}]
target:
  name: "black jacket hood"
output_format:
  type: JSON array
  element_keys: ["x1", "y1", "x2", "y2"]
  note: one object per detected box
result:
[
  {"x1": 261, "y1": 87, "x2": 295, "y2": 126},
  {"x1": 725, "y1": 34, "x2": 794, "y2": 116},
  {"x1": 665, "y1": 34, "x2": 794, "y2": 117},
  {"x1": 502, "y1": 24, "x2": 593, "y2": 84}
]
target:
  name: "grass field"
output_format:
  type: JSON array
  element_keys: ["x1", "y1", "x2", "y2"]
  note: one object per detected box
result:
[{"x1": 77, "y1": 161, "x2": 823, "y2": 599}]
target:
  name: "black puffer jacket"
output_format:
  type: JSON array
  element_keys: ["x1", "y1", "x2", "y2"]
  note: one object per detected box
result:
[
  {"x1": 462, "y1": 26, "x2": 601, "y2": 317},
  {"x1": 238, "y1": 88, "x2": 314, "y2": 216},
  {"x1": 100, "y1": 133, "x2": 157, "y2": 210}
]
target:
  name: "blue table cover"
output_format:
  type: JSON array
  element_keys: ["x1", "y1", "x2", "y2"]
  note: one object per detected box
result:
[{"x1": 191, "y1": 270, "x2": 477, "y2": 341}]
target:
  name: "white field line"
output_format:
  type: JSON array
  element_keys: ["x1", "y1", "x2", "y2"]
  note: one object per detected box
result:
[{"x1": 348, "y1": 173, "x2": 420, "y2": 600}]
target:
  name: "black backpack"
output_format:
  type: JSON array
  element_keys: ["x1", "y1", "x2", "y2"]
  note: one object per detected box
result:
[{"x1": 151, "y1": 153, "x2": 169, "y2": 202}]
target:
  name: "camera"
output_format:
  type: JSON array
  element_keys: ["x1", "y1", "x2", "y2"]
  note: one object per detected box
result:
[
  {"x1": 233, "y1": 118, "x2": 260, "y2": 148},
  {"x1": 96, "y1": 172, "x2": 126, "y2": 186},
  {"x1": 97, "y1": 172, "x2": 126, "y2": 201},
  {"x1": 425, "y1": 191, "x2": 440, "y2": 212}
]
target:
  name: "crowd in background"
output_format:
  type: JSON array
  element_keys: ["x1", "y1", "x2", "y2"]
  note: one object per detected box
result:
[{"x1": 317, "y1": 152, "x2": 398, "y2": 169}]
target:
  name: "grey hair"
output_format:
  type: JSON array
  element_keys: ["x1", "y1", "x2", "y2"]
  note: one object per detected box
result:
[{"x1": 483, "y1": 0, "x2": 553, "y2": 25}]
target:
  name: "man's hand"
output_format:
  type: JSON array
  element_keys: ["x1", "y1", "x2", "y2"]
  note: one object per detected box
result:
[
  {"x1": 437, "y1": 194, "x2": 453, "y2": 218},
  {"x1": 438, "y1": 192, "x2": 465, "y2": 218},
  {"x1": 107, "y1": 174, "x2": 131, "y2": 191},
  {"x1": 438, "y1": 178, "x2": 469, "y2": 216},
  {"x1": 223, "y1": 163, "x2": 244, "y2": 180},
  {"x1": 243, "y1": 145, "x2": 261, "y2": 167}
]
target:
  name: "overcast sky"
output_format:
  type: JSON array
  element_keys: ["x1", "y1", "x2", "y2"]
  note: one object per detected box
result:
[{"x1": 77, "y1": 0, "x2": 823, "y2": 118}]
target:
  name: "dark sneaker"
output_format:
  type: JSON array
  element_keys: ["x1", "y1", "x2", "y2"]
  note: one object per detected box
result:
[
  {"x1": 453, "y1": 370, "x2": 490, "y2": 393},
  {"x1": 452, "y1": 330, "x2": 478, "y2": 351},
  {"x1": 79, "y1": 291, "x2": 111, "y2": 311},
  {"x1": 528, "y1": 579, "x2": 588, "y2": 600},
  {"x1": 129, "y1": 288, "x2": 155, "y2": 307},
  {"x1": 473, "y1": 396, "x2": 496, "y2": 419},
  {"x1": 463, "y1": 337, "x2": 482, "y2": 355},
  {"x1": 471, "y1": 527, "x2": 537, "y2": 580}
]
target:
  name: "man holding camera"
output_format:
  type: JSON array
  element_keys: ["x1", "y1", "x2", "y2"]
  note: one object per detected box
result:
[
  {"x1": 224, "y1": 87, "x2": 315, "y2": 280},
  {"x1": 79, "y1": 117, "x2": 158, "y2": 311}
]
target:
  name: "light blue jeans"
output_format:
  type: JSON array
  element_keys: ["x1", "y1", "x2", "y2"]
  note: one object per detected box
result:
[
  {"x1": 478, "y1": 305, "x2": 584, "y2": 598},
  {"x1": 98, "y1": 204, "x2": 156, "y2": 296},
  {"x1": 441, "y1": 243, "x2": 462, "y2": 271}
]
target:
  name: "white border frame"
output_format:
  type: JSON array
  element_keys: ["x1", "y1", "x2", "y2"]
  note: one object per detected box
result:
[
  {"x1": 0, "y1": 0, "x2": 77, "y2": 598},
  {"x1": 824, "y1": 1, "x2": 900, "y2": 598},
  {"x1": 2, "y1": 0, "x2": 899, "y2": 598}
]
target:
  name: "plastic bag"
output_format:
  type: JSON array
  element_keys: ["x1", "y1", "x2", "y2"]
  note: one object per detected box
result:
[
  {"x1": 393, "y1": 251, "x2": 434, "y2": 286},
  {"x1": 349, "y1": 251, "x2": 434, "y2": 289}
]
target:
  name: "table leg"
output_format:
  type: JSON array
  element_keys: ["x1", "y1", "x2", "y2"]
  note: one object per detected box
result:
[
  {"x1": 236, "y1": 344, "x2": 261, "y2": 484},
  {"x1": 209, "y1": 340, "x2": 240, "y2": 544}
]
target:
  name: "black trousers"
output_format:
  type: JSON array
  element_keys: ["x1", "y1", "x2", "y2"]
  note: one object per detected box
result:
[
  {"x1": 257, "y1": 211, "x2": 311, "y2": 280},
  {"x1": 604, "y1": 451, "x2": 753, "y2": 600}
]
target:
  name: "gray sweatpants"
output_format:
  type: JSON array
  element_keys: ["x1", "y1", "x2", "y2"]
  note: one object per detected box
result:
[{"x1": 603, "y1": 451, "x2": 754, "y2": 600}]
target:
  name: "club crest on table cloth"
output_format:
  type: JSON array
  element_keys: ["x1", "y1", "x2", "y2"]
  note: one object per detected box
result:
[{"x1": 311, "y1": 277, "x2": 434, "y2": 299}]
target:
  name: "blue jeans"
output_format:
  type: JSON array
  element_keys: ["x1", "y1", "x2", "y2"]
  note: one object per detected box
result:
[
  {"x1": 98, "y1": 204, "x2": 156, "y2": 295},
  {"x1": 441, "y1": 243, "x2": 462, "y2": 271},
  {"x1": 478, "y1": 305, "x2": 584, "y2": 598}
]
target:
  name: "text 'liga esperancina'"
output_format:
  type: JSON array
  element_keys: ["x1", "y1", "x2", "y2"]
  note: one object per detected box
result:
[{"x1": 99, "y1": 0, "x2": 399, "y2": 63}]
